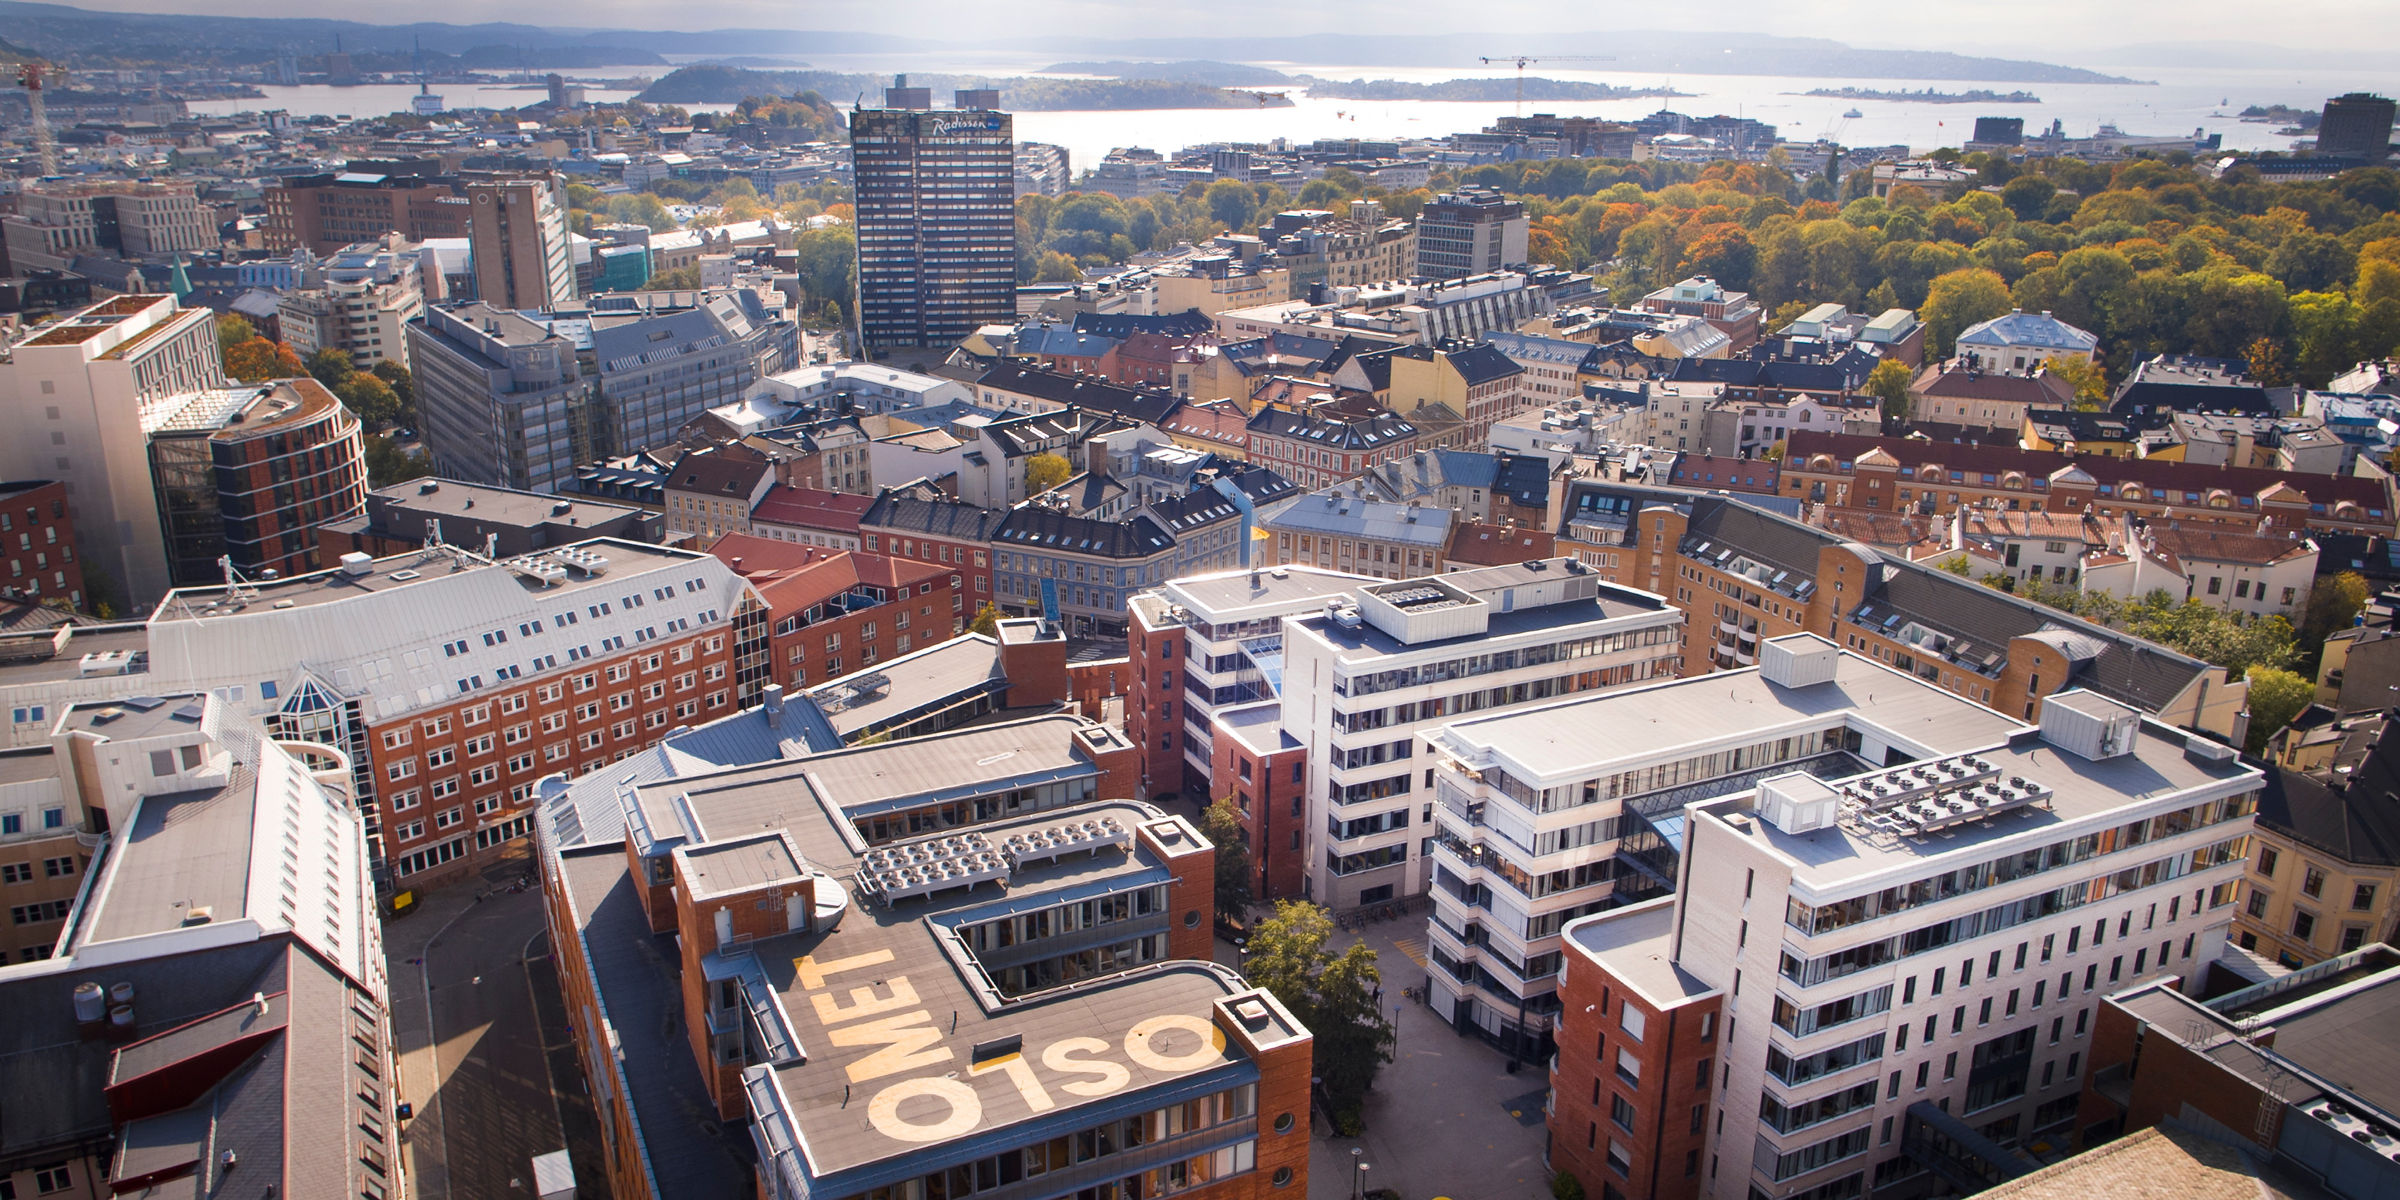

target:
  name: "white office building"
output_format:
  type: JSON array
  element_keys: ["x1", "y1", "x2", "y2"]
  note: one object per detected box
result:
[{"x1": 1537, "y1": 634, "x2": 2260, "y2": 1199}]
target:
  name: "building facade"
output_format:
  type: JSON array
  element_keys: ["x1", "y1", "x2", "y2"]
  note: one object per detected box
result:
[
  {"x1": 0, "y1": 295, "x2": 224, "y2": 608},
  {"x1": 852, "y1": 84, "x2": 1017, "y2": 357},
  {"x1": 467, "y1": 178, "x2": 578, "y2": 310},
  {"x1": 1415, "y1": 187, "x2": 1528, "y2": 279},
  {"x1": 145, "y1": 378, "x2": 370, "y2": 587},
  {"x1": 1546, "y1": 639, "x2": 2259, "y2": 1200}
]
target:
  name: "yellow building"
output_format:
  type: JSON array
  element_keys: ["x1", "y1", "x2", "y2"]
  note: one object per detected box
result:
[{"x1": 2232, "y1": 738, "x2": 2400, "y2": 968}]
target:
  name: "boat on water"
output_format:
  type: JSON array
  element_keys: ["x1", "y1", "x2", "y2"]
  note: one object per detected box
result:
[{"x1": 1843, "y1": 107, "x2": 1863, "y2": 119}]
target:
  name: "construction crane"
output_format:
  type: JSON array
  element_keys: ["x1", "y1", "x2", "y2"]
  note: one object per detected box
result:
[
  {"x1": 15, "y1": 61, "x2": 61, "y2": 177},
  {"x1": 1479, "y1": 55, "x2": 1618, "y2": 118}
]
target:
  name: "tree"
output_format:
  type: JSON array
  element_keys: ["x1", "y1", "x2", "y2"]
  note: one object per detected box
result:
[
  {"x1": 647, "y1": 265, "x2": 702, "y2": 290},
  {"x1": 965, "y1": 601, "x2": 1003, "y2": 638},
  {"x1": 1198, "y1": 797, "x2": 1254, "y2": 922},
  {"x1": 2242, "y1": 336, "x2": 2293, "y2": 387},
  {"x1": 305, "y1": 347, "x2": 357, "y2": 390},
  {"x1": 216, "y1": 312, "x2": 255, "y2": 355},
  {"x1": 2244, "y1": 666, "x2": 2315, "y2": 755},
  {"x1": 363, "y1": 434, "x2": 432, "y2": 488},
  {"x1": 2043, "y1": 355, "x2": 2109, "y2": 410},
  {"x1": 1243, "y1": 901, "x2": 1394, "y2": 1131},
  {"x1": 1551, "y1": 1171, "x2": 1587, "y2": 1200},
  {"x1": 2299, "y1": 571, "x2": 2370, "y2": 659},
  {"x1": 1025, "y1": 453, "x2": 1072, "y2": 495},
  {"x1": 334, "y1": 372, "x2": 402, "y2": 426},
  {"x1": 224, "y1": 338, "x2": 305, "y2": 384},
  {"x1": 1919, "y1": 267, "x2": 2014, "y2": 358},
  {"x1": 1865, "y1": 358, "x2": 1914, "y2": 424},
  {"x1": 370, "y1": 359, "x2": 415, "y2": 422}
]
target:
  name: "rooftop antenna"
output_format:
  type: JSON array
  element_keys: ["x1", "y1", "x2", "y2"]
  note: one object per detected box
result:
[{"x1": 218, "y1": 556, "x2": 260, "y2": 604}]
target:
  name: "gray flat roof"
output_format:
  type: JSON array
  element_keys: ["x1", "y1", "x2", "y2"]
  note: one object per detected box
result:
[
  {"x1": 1213, "y1": 701, "x2": 1298, "y2": 756},
  {"x1": 803, "y1": 636, "x2": 1005, "y2": 736},
  {"x1": 2259, "y1": 974, "x2": 2400, "y2": 1121},
  {"x1": 1711, "y1": 722, "x2": 2258, "y2": 897},
  {"x1": 1292, "y1": 586, "x2": 1675, "y2": 664},
  {"x1": 375, "y1": 478, "x2": 639, "y2": 525},
  {"x1": 1164, "y1": 565, "x2": 1373, "y2": 619},
  {"x1": 1434, "y1": 653, "x2": 2020, "y2": 784},
  {"x1": 152, "y1": 537, "x2": 705, "y2": 619},
  {"x1": 1564, "y1": 899, "x2": 1718, "y2": 1011},
  {"x1": 0, "y1": 625, "x2": 151, "y2": 688},
  {"x1": 82, "y1": 771, "x2": 257, "y2": 944},
  {"x1": 681, "y1": 834, "x2": 805, "y2": 897},
  {"x1": 59, "y1": 694, "x2": 210, "y2": 742}
]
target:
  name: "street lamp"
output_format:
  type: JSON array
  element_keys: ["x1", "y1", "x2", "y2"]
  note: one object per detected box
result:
[{"x1": 1350, "y1": 1148, "x2": 1365, "y2": 1200}]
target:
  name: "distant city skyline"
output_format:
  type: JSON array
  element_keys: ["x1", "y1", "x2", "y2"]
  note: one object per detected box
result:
[{"x1": 46, "y1": 0, "x2": 2400, "y2": 67}]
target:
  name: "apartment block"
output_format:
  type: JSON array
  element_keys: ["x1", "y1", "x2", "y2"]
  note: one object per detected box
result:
[
  {"x1": 0, "y1": 180, "x2": 214, "y2": 273},
  {"x1": 273, "y1": 233, "x2": 431, "y2": 370},
  {"x1": 263, "y1": 160, "x2": 470, "y2": 254},
  {"x1": 1546, "y1": 637, "x2": 2258, "y2": 1200},
  {"x1": 467, "y1": 178, "x2": 578, "y2": 310},
  {"x1": 1416, "y1": 187, "x2": 1527, "y2": 280},
  {"x1": 2231, "y1": 724, "x2": 2400, "y2": 967},
  {"x1": 0, "y1": 295, "x2": 226, "y2": 608},
  {"x1": 1550, "y1": 479, "x2": 2246, "y2": 737}
]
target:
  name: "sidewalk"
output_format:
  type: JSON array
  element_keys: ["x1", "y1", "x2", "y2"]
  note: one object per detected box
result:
[{"x1": 1221, "y1": 911, "x2": 1554, "y2": 1200}]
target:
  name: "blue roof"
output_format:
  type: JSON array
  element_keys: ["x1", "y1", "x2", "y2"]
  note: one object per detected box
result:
[{"x1": 1954, "y1": 310, "x2": 2098, "y2": 353}]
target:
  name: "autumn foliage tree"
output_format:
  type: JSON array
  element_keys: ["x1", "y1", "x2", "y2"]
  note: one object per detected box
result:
[{"x1": 223, "y1": 338, "x2": 304, "y2": 384}]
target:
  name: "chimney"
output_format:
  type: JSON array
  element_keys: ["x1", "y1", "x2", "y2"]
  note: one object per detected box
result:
[{"x1": 762, "y1": 683, "x2": 784, "y2": 728}]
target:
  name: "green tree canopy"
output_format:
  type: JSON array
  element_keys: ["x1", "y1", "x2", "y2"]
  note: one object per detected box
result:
[
  {"x1": 1920, "y1": 267, "x2": 2015, "y2": 357},
  {"x1": 304, "y1": 347, "x2": 356, "y2": 390},
  {"x1": 1865, "y1": 358, "x2": 1914, "y2": 423},
  {"x1": 215, "y1": 312, "x2": 255, "y2": 355},
  {"x1": 1197, "y1": 798, "x2": 1253, "y2": 921},
  {"x1": 2244, "y1": 666, "x2": 2315, "y2": 754},
  {"x1": 1242, "y1": 901, "x2": 1394, "y2": 1129}
]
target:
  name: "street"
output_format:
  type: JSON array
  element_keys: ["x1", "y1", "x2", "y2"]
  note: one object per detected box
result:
[{"x1": 388, "y1": 855, "x2": 612, "y2": 1200}]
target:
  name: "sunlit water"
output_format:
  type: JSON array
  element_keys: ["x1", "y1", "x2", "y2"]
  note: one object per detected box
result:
[{"x1": 182, "y1": 53, "x2": 2396, "y2": 179}]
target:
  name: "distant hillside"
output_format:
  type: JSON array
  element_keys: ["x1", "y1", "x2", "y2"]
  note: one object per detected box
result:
[
  {"x1": 638, "y1": 65, "x2": 1288, "y2": 110},
  {"x1": 0, "y1": 36, "x2": 43, "y2": 64}
]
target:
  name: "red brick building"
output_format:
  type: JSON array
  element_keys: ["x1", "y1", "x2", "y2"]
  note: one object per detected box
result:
[
  {"x1": 710, "y1": 532, "x2": 964, "y2": 691},
  {"x1": 143, "y1": 538, "x2": 768, "y2": 886},
  {"x1": 0, "y1": 480, "x2": 85, "y2": 610},
  {"x1": 1547, "y1": 899, "x2": 1723, "y2": 1200}
]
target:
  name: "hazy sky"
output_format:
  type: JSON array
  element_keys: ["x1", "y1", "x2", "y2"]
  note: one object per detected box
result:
[{"x1": 57, "y1": 0, "x2": 2400, "y2": 63}]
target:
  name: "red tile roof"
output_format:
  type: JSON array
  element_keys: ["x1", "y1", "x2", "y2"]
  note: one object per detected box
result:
[
  {"x1": 1443, "y1": 521, "x2": 1557, "y2": 566},
  {"x1": 750, "y1": 485, "x2": 872, "y2": 534}
]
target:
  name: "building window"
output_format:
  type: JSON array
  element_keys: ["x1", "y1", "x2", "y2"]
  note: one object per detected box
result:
[
  {"x1": 2292, "y1": 910, "x2": 2316, "y2": 941},
  {"x1": 2302, "y1": 867, "x2": 2325, "y2": 898}
]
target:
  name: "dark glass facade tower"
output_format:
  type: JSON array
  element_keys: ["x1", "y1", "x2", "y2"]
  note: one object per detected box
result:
[{"x1": 850, "y1": 82, "x2": 1017, "y2": 358}]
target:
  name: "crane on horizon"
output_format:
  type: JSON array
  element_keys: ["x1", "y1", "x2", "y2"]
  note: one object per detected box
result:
[
  {"x1": 15, "y1": 62, "x2": 61, "y2": 178},
  {"x1": 1479, "y1": 54, "x2": 1618, "y2": 118}
]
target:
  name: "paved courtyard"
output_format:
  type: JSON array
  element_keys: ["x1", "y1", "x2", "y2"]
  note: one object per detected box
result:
[{"x1": 1216, "y1": 915, "x2": 1554, "y2": 1200}]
